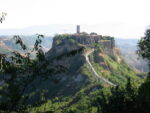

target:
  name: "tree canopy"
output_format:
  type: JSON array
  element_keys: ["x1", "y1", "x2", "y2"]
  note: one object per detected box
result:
[{"x1": 137, "y1": 27, "x2": 150, "y2": 73}]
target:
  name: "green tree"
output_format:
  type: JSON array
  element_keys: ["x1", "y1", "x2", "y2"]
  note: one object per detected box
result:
[
  {"x1": 98, "y1": 27, "x2": 150, "y2": 113},
  {"x1": 137, "y1": 27, "x2": 150, "y2": 74},
  {"x1": 99, "y1": 81, "x2": 138, "y2": 113},
  {"x1": 0, "y1": 35, "x2": 84, "y2": 112},
  {"x1": 136, "y1": 27, "x2": 150, "y2": 113}
]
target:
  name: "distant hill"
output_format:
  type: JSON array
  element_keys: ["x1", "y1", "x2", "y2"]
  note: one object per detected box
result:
[
  {"x1": 0, "y1": 24, "x2": 76, "y2": 35},
  {"x1": 0, "y1": 35, "x2": 53, "y2": 54},
  {"x1": 116, "y1": 38, "x2": 149, "y2": 72}
]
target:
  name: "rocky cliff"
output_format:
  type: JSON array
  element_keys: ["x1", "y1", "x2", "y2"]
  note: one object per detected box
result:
[
  {"x1": 46, "y1": 33, "x2": 115, "y2": 59},
  {"x1": 46, "y1": 34, "x2": 116, "y2": 73}
]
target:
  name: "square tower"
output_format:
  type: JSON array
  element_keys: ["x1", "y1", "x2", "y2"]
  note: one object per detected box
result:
[{"x1": 77, "y1": 25, "x2": 80, "y2": 34}]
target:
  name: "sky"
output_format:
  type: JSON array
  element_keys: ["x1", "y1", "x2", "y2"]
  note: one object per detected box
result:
[{"x1": 0, "y1": 0, "x2": 150, "y2": 38}]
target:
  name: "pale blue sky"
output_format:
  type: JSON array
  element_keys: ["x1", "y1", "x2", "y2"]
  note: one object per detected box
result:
[{"x1": 0, "y1": 0, "x2": 150, "y2": 38}]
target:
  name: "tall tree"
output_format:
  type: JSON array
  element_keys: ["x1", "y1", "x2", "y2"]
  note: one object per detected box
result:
[
  {"x1": 137, "y1": 27, "x2": 150, "y2": 75},
  {"x1": 137, "y1": 27, "x2": 150, "y2": 113}
]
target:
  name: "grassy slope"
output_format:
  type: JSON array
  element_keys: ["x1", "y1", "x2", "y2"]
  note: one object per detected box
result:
[
  {"x1": 89, "y1": 51, "x2": 141, "y2": 86},
  {"x1": 26, "y1": 49, "x2": 142, "y2": 113}
]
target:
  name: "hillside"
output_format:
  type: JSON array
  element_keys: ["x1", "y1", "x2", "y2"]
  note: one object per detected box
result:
[
  {"x1": 0, "y1": 33, "x2": 143, "y2": 113},
  {"x1": 116, "y1": 38, "x2": 149, "y2": 72},
  {"x1": 24, "y1": 33, "x2": 142, "y2": 112},
  {"x1": 0, "y1": 35, "x2": 53, "y2": 54}
]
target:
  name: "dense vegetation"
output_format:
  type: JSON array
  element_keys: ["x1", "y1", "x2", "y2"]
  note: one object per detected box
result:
[
  {"x1": 0, "y1": 35, "x2": 85, "y2": 113},
  {"x1": 88, "y1": 49, "x2": 141, "y2": 86},
  {"x1": 97, "y1": 27, "x2": 150, "y2": 113}
]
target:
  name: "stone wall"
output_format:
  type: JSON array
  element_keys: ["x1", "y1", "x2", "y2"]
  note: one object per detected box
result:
[
  {"x1": 71, "y1": 34, "x2": 115, "y2": 50},
  {"x1": 71, "y1": 34, "x2": 102, "y2": 45}
]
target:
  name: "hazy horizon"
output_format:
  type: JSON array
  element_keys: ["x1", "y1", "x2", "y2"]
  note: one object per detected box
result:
[
  {"x1": 1, "y1": 0, "x2": 150, "y2": 39},
  {"x1": 0, "y1": 23, "x2": 147, "y2": 39}
]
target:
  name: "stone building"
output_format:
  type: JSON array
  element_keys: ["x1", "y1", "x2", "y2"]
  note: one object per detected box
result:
[{"x1": 77, "y1": 25, "x2": 80, "y2": 34}]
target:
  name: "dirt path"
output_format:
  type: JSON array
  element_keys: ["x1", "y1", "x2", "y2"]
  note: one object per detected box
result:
[{"x1": 85, "y1": 49, "x2": 116, "y2": 86}]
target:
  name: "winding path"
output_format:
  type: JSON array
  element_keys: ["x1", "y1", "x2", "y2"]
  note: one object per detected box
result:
[{"x1": 85, "y1": 49, "x2": 116, "y2": 86}]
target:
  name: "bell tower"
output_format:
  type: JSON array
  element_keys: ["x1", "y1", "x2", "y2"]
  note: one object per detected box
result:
[{"x1": 77, "y1": 25, "x2": 80, "y2": 34}]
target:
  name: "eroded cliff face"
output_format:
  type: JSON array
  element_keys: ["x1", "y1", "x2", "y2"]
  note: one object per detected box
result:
[
  {"x1": 46, "y1": 34, "x2": 117, "y2": 71},
  {"x1": 46, "y1": 34, "x2": 116, "y2": 70},
  {"x1": 93, "y1": 48, "x2": 122, "y2": 72},
  {"x1": 101, "y1": 40, "x2": 115, "y2": 55},
  {"x1": 47, "y1": 34, "x2": 115, "y2": 56}
]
